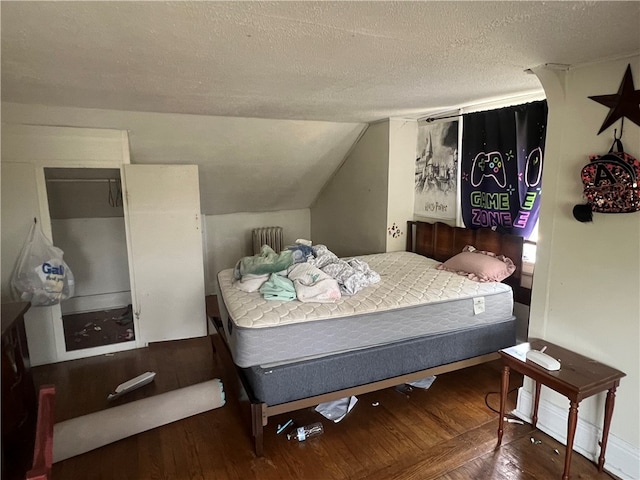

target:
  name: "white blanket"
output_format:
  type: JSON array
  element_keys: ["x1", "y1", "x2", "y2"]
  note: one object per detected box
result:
[
  {"x1": 310, "y1": 245, "x2": 381, "y2": 294},
  {"x1": 232, "y1": 273, "x2": 269, "y2": 293},
  {"x1": 287, "y1": 263, "x2": 341, "y2": 303}
]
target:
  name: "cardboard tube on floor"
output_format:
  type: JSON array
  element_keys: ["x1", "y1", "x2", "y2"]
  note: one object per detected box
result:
[{"x1": 53, "y1": 379, "x2": 225, "y2": 463}]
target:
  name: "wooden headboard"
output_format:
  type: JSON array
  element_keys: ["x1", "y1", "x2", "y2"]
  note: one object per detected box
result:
[{"x1": 406, "y1": 221, "x2": 524, "y2": 289}]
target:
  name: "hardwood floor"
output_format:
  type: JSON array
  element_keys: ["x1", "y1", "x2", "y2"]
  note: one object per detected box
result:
[{"x1": 31, "y1": 335, "x2": 618, "y2": 480}]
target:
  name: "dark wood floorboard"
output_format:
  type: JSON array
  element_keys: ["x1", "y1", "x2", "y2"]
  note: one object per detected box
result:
[{"x1": 31, "y1": 335, "x2": 618, "y2": 480}]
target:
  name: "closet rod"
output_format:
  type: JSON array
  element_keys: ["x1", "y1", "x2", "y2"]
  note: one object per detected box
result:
[{"x1": 45, "y1": 178, "x2": 120, "y2": 183}]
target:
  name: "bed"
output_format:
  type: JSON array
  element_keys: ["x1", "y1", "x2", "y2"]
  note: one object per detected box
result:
[{"x1": 214, "y1": 220, "x2": 524, "y2": 456}]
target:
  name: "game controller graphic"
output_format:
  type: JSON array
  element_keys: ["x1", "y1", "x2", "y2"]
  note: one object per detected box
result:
[
  {"x1": 524, "y1": 147, "x2": 543, "y2": 187},
  {"x1": 470, "y1": 151, "x2": 507, "y2": 188}
]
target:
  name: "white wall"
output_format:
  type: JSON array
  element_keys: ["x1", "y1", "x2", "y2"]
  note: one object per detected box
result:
[
  {"x1": 204, "y1": 209, "x2": 310, "y2": 294},
  {"x1": 311, "y1": 122, "x2": 390, "y2": 257},
  {"x1": 310, "y1": 118, "x2": 417, "y2": 256},
  {"x1": 0, "y1": 125, "x2": 132, "y2": 365},
  {"x1": 46, "y1": 178, "x2": 124, "y2": 219},
  {"x1": 1, "y1": 163, "x2": 41, "y2": 303},
  {"x1": 387, "y1": 118, "x2": 418, "y2": 252},
  {"x1": 2, "y1": 102, "x2": 362, "y2": 298},
  {"x1": 1, "y1": 162, "x2": 60, "y2": 365},
  {"x1": 51, "y1": 218, "x2": 131, "y2": 314},
  {"x1": 525, "y1": 56, "x2": 639, "y2": 479},
  {"x1": 2, "y1": 102, "x2": 366, "y2": 216}
]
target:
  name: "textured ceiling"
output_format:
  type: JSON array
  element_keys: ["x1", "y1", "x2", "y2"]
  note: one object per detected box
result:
[{"x1": 2, "y1": 1, "x2": 639, "y2": 123}]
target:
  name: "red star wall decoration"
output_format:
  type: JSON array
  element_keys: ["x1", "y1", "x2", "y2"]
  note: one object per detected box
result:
[{"x1": 589, "y1": 63, "x2": 640, "y2": 135}]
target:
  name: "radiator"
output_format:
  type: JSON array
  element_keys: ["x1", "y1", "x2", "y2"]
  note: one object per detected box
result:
[{"x1": 252, "y1": 226, "x2": 284, "y2": 254}]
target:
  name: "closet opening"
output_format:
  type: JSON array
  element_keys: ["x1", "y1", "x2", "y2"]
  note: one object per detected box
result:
[{"x1": 44, "y1": 167, "x2": 135, "y2": 352}]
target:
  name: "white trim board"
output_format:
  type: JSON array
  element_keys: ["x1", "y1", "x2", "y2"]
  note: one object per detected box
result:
[
  {"x1": 60, "y1": 292, "x2": 131, "y2": 315},
  {"x1": 515, "y1": 387, "x2": 640, "y2": 480}
]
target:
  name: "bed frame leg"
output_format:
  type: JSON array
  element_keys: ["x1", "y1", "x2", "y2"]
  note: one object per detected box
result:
[{"x1": 251, "y1": 402, "x2": 266, "y2": 457}]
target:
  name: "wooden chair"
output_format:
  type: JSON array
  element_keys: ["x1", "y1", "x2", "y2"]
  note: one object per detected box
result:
[{"x1": 25, "y1": 386, "x2": 55, "y2": 480}]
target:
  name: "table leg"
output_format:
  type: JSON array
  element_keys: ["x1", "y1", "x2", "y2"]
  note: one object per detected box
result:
[
  {"x1": 598, "y1": 386, "x2": 617, "y2": 471},
  {"x1": 532, "y1": 381, "x2": 541, "y2": 428},
  {"x1": 563, "y1": 401, "x2": 579, "y2": 480},
  {"x1": 496, "y1": 364, "x2": 510, "y2": 447}
]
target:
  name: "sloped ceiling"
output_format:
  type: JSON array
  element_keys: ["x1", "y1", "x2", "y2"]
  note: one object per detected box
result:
[
  {"x1": 3, "y1": 1, "x2": 639, "y2": 123},
  {"x1": 2, "y1": 2, "x2": 639, "y2": 215}
]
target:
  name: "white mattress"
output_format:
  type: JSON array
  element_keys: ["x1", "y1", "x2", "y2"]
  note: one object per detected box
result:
[{"x1": 217, "y1": 251, "x2": 514, "y2": 368}]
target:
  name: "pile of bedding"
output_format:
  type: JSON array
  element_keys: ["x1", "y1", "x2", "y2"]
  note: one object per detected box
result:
[{"x1": 232, "y1": 243, "x2": 380, "y2": 303}]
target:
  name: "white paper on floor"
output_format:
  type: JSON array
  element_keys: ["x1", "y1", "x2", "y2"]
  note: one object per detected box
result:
[
  {"x1": 53, "y1": 378, "x2": 225, "y2": 463},
  {"x1": 407, "y1": 375, "x2": 437, "y2": 389},
  {"x1": 315, "y1": 396, "x2": 358, "y2": 423}
]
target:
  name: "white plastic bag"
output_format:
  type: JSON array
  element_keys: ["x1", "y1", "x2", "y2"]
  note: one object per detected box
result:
[
  {"x1": 315, "y1": 396, "x2": 358, "y2": 423},
  {"x1": 10, "y1": 221, "x2": 75, "y2": 306}
]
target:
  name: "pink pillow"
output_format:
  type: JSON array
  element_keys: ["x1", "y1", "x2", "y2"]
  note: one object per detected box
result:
[{"x1": 436, "y1": 245, "x2": 515, "y2": 282}]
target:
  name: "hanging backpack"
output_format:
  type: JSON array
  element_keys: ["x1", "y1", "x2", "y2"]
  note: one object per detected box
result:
[{"x1": 580, "y1": 139, "x2": 640, "y2": 214}]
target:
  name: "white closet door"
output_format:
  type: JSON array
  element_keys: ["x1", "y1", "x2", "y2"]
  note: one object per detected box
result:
[{"x1": 123, "y1": 165, "x2": 206, "y2": 343}]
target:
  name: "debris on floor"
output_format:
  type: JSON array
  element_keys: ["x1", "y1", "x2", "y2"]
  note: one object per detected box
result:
[
  {"x1": 118, "y1": 328, "x2": 134, "y2": 341},
  {"x1": 114, "y1": 304, "x2": 134, "y2": 325},
  {"x1": 503, "y1": 416, "x2": 524, "y2": 424},
  {"x1": 407, "y1": 375, "x2": 437, "y2": 390},
  {"x1": 107, "y1": 371, "x2": 156, "y2": 401},
  {"x1": 276, "y1": 419, "x2": 293, "y2": 434},
  {"x1": 315, "y1": 396, "x2": 358, "y2": 423},
  {"x1": 287, "y1": 422, "x2": 324, "y2": 442},
  {"x1": 63, "y1": 305, "x2": 136, "y2": 351},
  {"x1": 394, "y1": 384, "x2": 413, "y2": 397}
]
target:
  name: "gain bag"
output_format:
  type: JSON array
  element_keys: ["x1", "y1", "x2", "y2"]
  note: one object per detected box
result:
[{"x1": 10, "y1": 221, "x2": 75, "y2": 306}]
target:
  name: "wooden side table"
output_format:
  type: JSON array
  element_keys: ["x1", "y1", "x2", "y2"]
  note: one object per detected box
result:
[{"x1": 496, "y1": 338, "x2": 625, "y2": 480}]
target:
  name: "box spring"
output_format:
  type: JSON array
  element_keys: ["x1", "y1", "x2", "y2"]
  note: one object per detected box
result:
[{"x1": 241, "y1": 317, "x2": 515, "y2": 406}]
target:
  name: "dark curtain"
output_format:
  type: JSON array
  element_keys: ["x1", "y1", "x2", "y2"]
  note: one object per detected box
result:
[{"x1": 461, "y1": 100, "x2": 547, "y2": 239}]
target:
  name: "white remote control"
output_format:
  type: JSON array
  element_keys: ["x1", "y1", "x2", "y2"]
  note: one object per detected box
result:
[{"x1": 526, "y1": 350, "x2": 561, "y2": 371}]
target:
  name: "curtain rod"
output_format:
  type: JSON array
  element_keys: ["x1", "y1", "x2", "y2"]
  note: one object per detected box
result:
[
  {"x1": 422, "y1": 112, "x2": 462, "y2": 123},
  {"x1": 420, "y1": 97, "x2": 546, "y2": 123}
]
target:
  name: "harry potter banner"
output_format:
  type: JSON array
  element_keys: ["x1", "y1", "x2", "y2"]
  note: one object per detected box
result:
[
  {"x1": 461, "y1": 101, "x2": 547, "y2": 239},
  {"x1": 414, "y1": 120, "x2": 458, "y2": 219}
]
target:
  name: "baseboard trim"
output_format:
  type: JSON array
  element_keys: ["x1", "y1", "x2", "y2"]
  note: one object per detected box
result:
[{"x1": 515, "y1": 387, "x2": 640, "y2": 480}]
